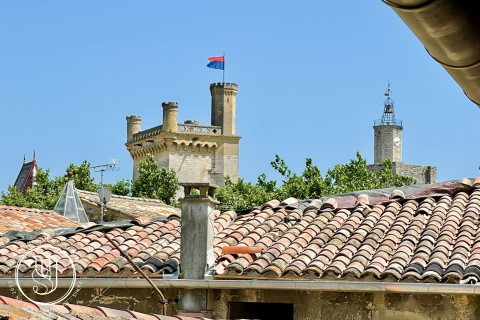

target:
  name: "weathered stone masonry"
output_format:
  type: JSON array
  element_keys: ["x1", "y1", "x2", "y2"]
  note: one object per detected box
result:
[{"x1": 125, "y1": 83, "x2": 241, "y2": 188}]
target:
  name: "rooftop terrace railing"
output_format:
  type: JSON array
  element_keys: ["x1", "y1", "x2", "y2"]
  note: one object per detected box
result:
[
  {"x1": 131, "y1": 123, "x2": 223, "y2": 142},
  {"x1": 178, "y1": 123, "x2": 222, "y2": 135}
]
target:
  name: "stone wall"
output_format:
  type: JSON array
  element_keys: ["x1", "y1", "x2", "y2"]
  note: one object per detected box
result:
[
  {"x1": 2, "y1": 287, "x2": 478, "y2": 319},
  {"x1": 213, "y1": 289, "x2": 478, "y2": 320},
  {"x1": 168, "y1": 151, "x2": 215, "y2": 184},
  {"x1": 367, "y1": 162, "x2": 437, "y2": 184},
  {"x1": 81, "y1": 201, "x2": 130, "y2": 222},
  {"x1": 394, "y1": 162, "x2": 437, "y2": 184}
]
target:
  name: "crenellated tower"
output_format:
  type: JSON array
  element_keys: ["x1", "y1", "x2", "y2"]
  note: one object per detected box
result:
[
  {"x1": 125, "y1": 83, "x2": 240, "y2": 190},
  {"x1": 210, "y1": 82, "x2": 238, "y2": 136}
]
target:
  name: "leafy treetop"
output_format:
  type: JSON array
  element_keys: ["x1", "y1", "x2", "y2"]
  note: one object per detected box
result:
[{"x1": 216, "y1": 152, "x2": 416, "y2": 211}]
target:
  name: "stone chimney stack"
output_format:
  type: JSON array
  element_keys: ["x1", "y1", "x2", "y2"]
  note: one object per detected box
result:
[
  {"x1": 126, "y1": 115, "x2": 142, "y2": 142},
  {"x1": 162, "y1": 101, "x2": 179, "y2": 132},
  {"x1": 178, "y1": 182, "x2": 218, "y2": 317},
  {"x1": 210, "y1": 82, "x2": 238, "y2": 135}
]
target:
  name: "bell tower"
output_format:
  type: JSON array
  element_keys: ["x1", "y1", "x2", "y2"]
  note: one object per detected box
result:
[{"x1": 373, "y1": 83, "x2": 403, "y2": 164}]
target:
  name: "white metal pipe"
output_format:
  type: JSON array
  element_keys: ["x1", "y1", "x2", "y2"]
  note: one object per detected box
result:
[{"x1": 1, "y1": 278, "x2": 479, "y2": 295}]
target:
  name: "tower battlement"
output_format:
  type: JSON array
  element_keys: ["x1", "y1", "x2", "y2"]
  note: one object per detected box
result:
[
  {"x1": 126, "y1": 83, "x2": 240, "y2": 189},
  {"x1": 126, "y1": 115, "x2": 142, "y2": 142},
  {"x1": 210, "y1": 82, "x2": 238, "y2": 90}
]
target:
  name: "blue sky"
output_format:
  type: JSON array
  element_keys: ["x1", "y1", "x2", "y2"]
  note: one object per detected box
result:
[{"x1": 0, "y1": 1, "x2": 479, "y2": 193}]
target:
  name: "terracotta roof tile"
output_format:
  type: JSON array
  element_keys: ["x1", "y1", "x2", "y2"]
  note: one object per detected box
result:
[
  {"x1": 3, "y1": 180, "x2": 480, "y2": 285},
  {"x1": 0, "y1": 295, "x2": 235, "y2": 320},
  {"x1": 0, "y1": 205, "x2": 81, "y2": 234},
  {"x1": 210, "y1": 181, "x2": 480, "y2": 283}
]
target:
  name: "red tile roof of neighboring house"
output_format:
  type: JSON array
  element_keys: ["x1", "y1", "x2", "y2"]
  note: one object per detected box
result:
[
  {"x1": 0, "y1": 205, "x2": 82, "y2": 235},
  {"x1": 1, "y1": 179, "x2": 480, "y2": 284},
  {"x1": 0, "y1": 295, "x2": 221, "y2": 319}
]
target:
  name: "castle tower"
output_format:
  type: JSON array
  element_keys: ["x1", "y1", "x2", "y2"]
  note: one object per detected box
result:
[
  {"x1": 368, "y1": 83, "x2": 437, "y2": 184},
  {"x1": 125, "y1": 83, "x2": 241, "y2": 189},
  {"x1": 210, "y1": 83, "x2": 238, "y2": 135},
  {"x1": 373, "y1": 83, "x2": 403, "y2": 164}
]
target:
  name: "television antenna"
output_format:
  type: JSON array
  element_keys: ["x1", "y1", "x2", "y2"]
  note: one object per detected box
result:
[{"x1": 89, "y1": 159, "x2": 119, "y2": 223}]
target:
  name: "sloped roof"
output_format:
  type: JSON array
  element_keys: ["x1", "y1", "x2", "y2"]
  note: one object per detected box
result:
[
  {"x1": 0, "y1": 205, "x2": 81, "y2": 235},
  {"x1": 13, "y1": 160, "x2": 37, "y2": 194},
  {"x1": 0, "y1": 216, "x2": 179, "y2": 276},
  {"x1": 1, "y1": 179, "x2": 480, "y2": 285},
  {"x1": 77, "y1": 190, "x2": 180, "y2": 219},
  {"x1": 0, "y1": 294, "x2": 219, "y2": 320}
]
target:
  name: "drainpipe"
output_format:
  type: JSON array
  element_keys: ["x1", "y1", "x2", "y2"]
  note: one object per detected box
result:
[{"x1": 177, "y1": 182, "x2": 218, "y2": 318}]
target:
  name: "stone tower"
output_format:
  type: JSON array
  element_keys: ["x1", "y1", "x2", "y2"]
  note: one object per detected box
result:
[
  {"x1": 373, "y1": 83, "x2": 403, "y2": 164},
  {"x1": 211, "y1": 82, "x2": 237, "y2": 135},
  {"x1": 125, "y1": 82, "x2": 240, "y2": 188},
  {"x1": 368, "y1": 84, "x2": 437, "y2": 184}
]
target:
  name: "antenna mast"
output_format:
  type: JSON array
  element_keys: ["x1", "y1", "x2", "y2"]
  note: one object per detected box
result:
[{"x1": 89, "y1": 159, "x2": 119, "y2": 223}]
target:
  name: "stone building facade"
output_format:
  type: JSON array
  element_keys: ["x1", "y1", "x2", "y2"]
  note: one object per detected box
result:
[
  {"x1": 125, "y1": 82, "x2": 240, "y2": 187},
  {"x1": 367, "y1": 84, "x2": 437, "y2": 184}
]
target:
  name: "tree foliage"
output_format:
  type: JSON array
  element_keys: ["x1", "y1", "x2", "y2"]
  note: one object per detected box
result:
[
  {"x1": 0, "y1": 168, "x2": 64, "y2": 210},
  {"x1": 1, "y1": 160, "x2": 135, "y2": 209},
  {"x1": 217, "y1": 152, "x2": 416, "y2": 211},
  {"x1": 65, "y1": 160, "x2": 97, "y2": 192},
  {"x1": 105, "y1": 179, "x2": 131, "y2": 196},
  {"x1": 131, "y1": 154, "x2": 179, "y2": 205}
]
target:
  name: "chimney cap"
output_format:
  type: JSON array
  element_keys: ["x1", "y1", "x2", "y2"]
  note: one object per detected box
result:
[{"x1": 180, "y1": 182, "x2": 218, "y2": 199}]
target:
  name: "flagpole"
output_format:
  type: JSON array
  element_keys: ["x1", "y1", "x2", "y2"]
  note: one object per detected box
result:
[{"x1": 223, "y1": 52, "x2": 225, "y2": 83}]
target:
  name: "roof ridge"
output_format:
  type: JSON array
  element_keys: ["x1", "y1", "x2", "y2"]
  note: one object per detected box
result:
[
  {"x1": 0, "y1": 205, "x2": 54, "y2": 213},
  {"x1": 77, "y1": 189, "x2": 166, "y2": 204}
]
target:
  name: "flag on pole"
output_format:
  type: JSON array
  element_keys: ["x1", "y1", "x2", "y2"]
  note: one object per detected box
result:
[{"x1": 207, "y1": 56, "x2": 225, "y2": 70}]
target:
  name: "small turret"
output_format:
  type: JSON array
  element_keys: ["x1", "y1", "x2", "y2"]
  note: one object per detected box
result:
[
  {"x1": 126, "y1": 115, "x2": 142, "y2": 142},
  {"x1": 162, "y1": 102, "x2": 179, "y2": 132}
]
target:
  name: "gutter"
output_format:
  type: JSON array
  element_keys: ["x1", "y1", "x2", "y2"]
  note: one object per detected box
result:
[
  {"x1": 382, "y1": 0, "x2": 480, "y2": 107},
  {"x1": 1, "y1": 278, "x2": 480, "y2": 295}
]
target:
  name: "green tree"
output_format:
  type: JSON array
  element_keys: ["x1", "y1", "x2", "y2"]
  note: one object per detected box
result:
[
  {"x1": 216, "y1": 176, "x2": 277, "y2": 211},
  {"x1": 1, "y1": 168, "x2": 64, "y2": 210},
  {"x1": 131, "y1": 154, "x2": 179, "y2": 205},
  {"x1": 65, "y1": 160, "x2": 97, "y2": 192},
  {"x1": 217, "y1": 152, "x2": 416, "y2": 211},
  {"x1": 1, "y1": 160, "x2": 100, "y2": 210},
  {"x1": 106, "y1": 179, "x2": 131, "y2": 196}
]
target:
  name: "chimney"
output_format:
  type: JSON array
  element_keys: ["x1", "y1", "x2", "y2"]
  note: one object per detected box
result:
[
  {"x1": 162, "y1": 101, "x2": 179, "y2": 132},
  {"x1": 178, "y1": 182, "x2": 218, "y2": 317},
  {"x1": 126, "y1": 115, "x2": 142, "y2": 142}
]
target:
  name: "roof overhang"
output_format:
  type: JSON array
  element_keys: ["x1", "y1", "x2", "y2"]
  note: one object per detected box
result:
[{"x1": 383, "y1": 0, "x2": 480, "y2": 108}]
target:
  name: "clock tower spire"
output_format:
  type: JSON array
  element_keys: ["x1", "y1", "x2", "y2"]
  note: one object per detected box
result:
[{"x1": 373, "y1": 83, "x2": 403, "y2": 164}]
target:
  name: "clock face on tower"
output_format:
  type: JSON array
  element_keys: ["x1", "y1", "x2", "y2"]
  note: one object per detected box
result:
[{"x1": 393, "y1": 137, "x2": 401, "y2": 147}]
